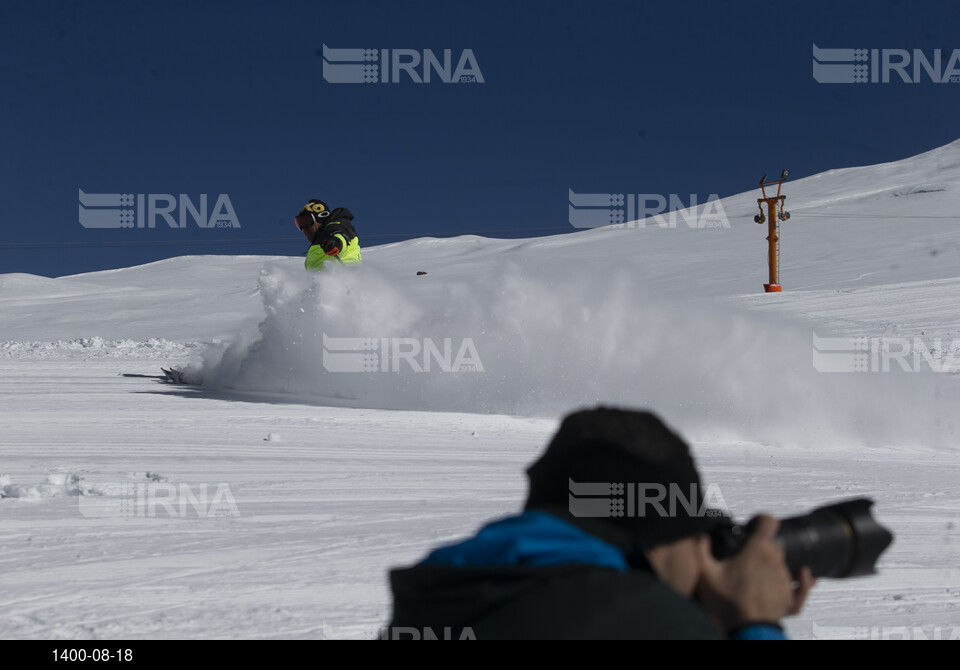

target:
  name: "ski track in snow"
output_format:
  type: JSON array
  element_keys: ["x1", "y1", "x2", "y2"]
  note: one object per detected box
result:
[
  {"x1": 0, "y1": 360, "x2": 552, "y2": 639},
  {"x1": 0, "y1": 360, "x2": 957, "y2": 639}
]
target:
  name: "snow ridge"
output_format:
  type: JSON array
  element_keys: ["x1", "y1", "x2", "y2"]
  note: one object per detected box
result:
[{"x1": 0, "y1": 337, "x2": 203, "y2": 359}]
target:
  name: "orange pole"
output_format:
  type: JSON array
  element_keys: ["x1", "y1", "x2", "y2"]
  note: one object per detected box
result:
[
  {"x1": 757, "y1": 174, "x2": 788, "y2": 293},
  {"x1": 768, "y1": 198, "x2": 779, "y2": 288},
  {"x1": 759, "y1": 195, "x2": 783, "y2": 292}
]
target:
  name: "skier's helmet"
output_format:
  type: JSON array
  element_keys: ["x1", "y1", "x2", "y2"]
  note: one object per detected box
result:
[{"x1": 295, "y1": 199, "x2": 330, "y2": 230}]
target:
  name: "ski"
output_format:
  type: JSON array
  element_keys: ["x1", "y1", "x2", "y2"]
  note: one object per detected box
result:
[{"x1": 161, "y1": 367, "x2": 196, "y2": 385}]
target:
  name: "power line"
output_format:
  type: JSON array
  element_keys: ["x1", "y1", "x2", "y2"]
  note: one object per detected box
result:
[
  {"x1": 0, "y1": 238, "x2": 297, "y2": 250},
  {"x1": 794, "y1": 211, "x2": 960, "y2": 220}
]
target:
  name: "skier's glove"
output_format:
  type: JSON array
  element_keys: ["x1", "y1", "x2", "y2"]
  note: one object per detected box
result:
[{"x1": 321, "y1": 238, "x2": 341, "y2": 256}]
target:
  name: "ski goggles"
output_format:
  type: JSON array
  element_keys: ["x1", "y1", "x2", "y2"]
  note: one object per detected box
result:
[{"x1": 294, "y1": 210, "x2": 330, "y2": 230}]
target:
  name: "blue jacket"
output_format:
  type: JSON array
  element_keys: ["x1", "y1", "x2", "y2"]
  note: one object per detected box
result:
[{"x1": 388, "y1": 510, "x2": 787, "y2": 640}]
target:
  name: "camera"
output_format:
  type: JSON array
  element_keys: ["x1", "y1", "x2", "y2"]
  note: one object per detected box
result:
[{"x1": 710, "y1": 497, "x2": 893, "y2": 579}]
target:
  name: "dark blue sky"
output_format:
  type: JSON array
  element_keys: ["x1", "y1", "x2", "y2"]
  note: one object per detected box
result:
[{"x1": 2, "y1": 0, "x2": 959, "y2": 277}]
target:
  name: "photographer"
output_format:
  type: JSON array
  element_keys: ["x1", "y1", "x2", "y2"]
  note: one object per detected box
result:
[{"x1": 386, "y1": 407, "x2": 817, "y2": 639}]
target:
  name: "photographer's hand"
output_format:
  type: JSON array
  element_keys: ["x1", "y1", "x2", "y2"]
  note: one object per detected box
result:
[
  {"x1": 787, "y1": 566, "x2": 817, "y2": 616},
  {"x1": 695, "y1": 515, "x2": 811, "y2": 634}
]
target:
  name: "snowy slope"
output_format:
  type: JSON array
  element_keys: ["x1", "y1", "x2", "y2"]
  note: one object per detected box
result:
[{"x1": 2, "y1": 141, "x2": 960, "y2": 639}]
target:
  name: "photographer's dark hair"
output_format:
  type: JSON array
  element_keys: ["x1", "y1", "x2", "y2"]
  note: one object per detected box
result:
[
  {"x1": 542, "y1": 407, "x2": 693, "y2": 464},
  {"x1": 524, "y1": 407, "x2": 715, "y2": 565}
]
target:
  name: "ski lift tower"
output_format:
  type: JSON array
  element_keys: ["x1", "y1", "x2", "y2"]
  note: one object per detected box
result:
[{"x1": 755, "y1": 169, "x2": 791, "y2": 292}]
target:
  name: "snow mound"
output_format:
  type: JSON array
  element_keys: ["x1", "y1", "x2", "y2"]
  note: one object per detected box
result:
[
  {"x1": 0, "y1": 273, "x2": 102, "y2": 297},
  {"x1": 189, "y1": 262, "x2": 960, "y2": 449},
  {"x1": 0, "y1": 337, "x2": 202, "y2": 359},
  {"x1": 0, "y1": 473, "x2": 85, "y2": 499}
]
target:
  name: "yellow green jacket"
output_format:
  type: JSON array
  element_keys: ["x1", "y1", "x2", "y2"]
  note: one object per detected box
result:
[{"x1": 305, "y1": 207, "x2": 362, "y2": 270}]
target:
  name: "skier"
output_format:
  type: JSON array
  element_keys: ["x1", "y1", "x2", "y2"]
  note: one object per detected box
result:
[{"x1": 294, "y1": 199, "x2": 362, "y2": 271}]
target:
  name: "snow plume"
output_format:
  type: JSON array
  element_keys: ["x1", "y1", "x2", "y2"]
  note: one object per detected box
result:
[{"x1": 193, "y1": 262, "x2": 959, "y2": 449}]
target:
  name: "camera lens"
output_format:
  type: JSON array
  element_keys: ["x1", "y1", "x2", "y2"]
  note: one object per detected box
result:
[
  {"x1": 710, "y1": 498, "x2": 893, "y2": 579},
  {"x1": 778, "y1": 506, "x2": 856, "y2": 578}
]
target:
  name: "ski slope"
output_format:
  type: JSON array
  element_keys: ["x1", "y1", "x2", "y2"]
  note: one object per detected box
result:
[{"x1": 2, "y1": 141, "x2": 960, "y2": 639}]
